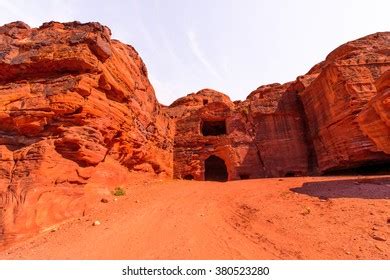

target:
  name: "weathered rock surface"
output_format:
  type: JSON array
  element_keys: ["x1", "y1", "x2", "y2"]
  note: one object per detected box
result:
[
  {"x1": 167, "y1": 89, "x2": 258, "y2": 181},
  {"x1": 0, "y1": 21, "x2": 173, "y2": 245},
  {"x1": 358, "y1": 69, "x2": 390, "y2": 155},
  {"x1": 168, "y1": 32, "x2": 390, "y2": 179},
  {"x1": 246, "y1": 83, "x2": 315, "y2": 177},
  {"x1": 299, "y1": 32, "x2": 390, "y2": 172},
  {"x1": 168, "y1": 86, "x2": 313, "y2": 180}
]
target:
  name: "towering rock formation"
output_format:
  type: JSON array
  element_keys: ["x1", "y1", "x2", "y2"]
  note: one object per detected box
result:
[
  {"x1": 298, "y1": 32, "x2": 390, "y2": 172},
  {"x1": 0, "y1": 21, "x2": 173, "y2": 245}
]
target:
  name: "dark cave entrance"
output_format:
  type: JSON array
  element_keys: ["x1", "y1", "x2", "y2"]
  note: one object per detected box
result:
[
  {"x1": 201, "y1": 120, "x2": 226, "y2": 136},
  {"x1": 183, "y1": 174, "x2": 194, "y2": 180},
  {"x1": 284, "y1": 172, "x2": 296, "y2": 177},
  {"x1": 204, "y1": 155, "x2": 228, "y2": 182}
]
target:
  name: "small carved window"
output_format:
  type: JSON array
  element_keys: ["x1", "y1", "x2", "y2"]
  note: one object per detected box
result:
[
  {"x1": 239, "y1": 173, "x2": 250, "y2": 180},
  {"x1": 201, "y1": 120, "x2": 226, "y2": 136},
  {"x1": 285, "y1": 172, "x2": 295, "y2": 177},
  {"x1": 183, "y1": 174, "x2": 194, "y2": 180}
]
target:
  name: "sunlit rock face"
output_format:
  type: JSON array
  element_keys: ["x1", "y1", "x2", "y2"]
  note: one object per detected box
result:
[
  {"x1": 358, "y1": 69, "x2": 390, "y2": 155},
  {"x1": 0, "y1": 21, "x2": 173, "y2": 245},
  {"x1": 298, "y1": 32, "x2": 390, "y2": 172}
]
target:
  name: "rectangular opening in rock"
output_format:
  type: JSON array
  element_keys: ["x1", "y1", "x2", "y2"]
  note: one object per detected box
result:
[
  {"x1": 239, "y1": 173, "x2": 250, "y2": 180},
  {"x1": 201, "y1": 120, "x2": 226, "y2": 136}
]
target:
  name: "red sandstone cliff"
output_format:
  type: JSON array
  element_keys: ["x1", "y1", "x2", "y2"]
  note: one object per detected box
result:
[
  {"x1": 245, "y1": 82, "x2": 315, "y2": 177},
  {"x1": 358, "y1": 69, "x2": 390, "y2": 155},
  {"x1": 0, "y1": 21, "x2": 173, "y2": 245},
  {"x1": 298, "y1": 32, "x2": 390, "y2": 172}
]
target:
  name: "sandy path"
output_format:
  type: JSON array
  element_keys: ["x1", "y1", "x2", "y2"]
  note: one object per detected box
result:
[{"x1": 0, "y1": 176, "x2": 389, "y2": 259}]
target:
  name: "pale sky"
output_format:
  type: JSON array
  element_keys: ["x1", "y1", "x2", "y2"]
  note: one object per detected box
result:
[{"x1": 0, "y1": 0, "x2": 389, "y2": 105}]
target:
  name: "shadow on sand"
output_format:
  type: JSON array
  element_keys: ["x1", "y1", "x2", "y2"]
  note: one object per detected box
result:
[{"x1": 290, "y1": 176, "x2": 390, "y2": 199}]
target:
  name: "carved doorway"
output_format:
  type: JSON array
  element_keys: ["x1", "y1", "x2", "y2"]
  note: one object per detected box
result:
[{"x1": 204, "y1": 155, "x2": 228, "y2": 181}]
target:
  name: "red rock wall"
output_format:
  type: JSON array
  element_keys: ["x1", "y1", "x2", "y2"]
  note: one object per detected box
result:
[
  {"x1": 247, "y1": 83, "x2": 313, "y2": 177},
  {"x1": 358, "y1": 70, "x2": 390, "y2": 155},
  {"x1": 169, "y1": 89, "x2": 261, "y2": 181},
  {"x1": 169, "y1": 87, "x2": 312, "y2": 180},
  {"x1": 299, "y1": 32, "x2": 390, "y2": 172},
  {"x1": 0, "y1": 21, "x2": 173, "y2": 244}
]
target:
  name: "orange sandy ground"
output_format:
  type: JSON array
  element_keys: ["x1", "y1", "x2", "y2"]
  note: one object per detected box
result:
[{"x1": 0, "y1": 175, "x2": 389, "y2": 260}]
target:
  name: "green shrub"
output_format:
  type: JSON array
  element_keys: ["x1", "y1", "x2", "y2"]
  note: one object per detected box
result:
[{"x1": 113, "y1": 187, "x2": 126, "y2": 196}]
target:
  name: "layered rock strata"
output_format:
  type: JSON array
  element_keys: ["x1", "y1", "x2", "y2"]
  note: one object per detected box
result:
[{"x1": 0, "y1": 21, "x2": 173, "y2": 244}]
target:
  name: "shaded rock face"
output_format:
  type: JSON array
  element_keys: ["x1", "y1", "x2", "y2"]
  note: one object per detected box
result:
[
  {"x1": 247, "y1": 83, "x2": 315, "y2": 177},
  {"x1": 168, "y1": 32, "x2": 390, "y2": 180},
  {"x1": 0, "y1": 21, "x2": 173, "y2": 245}
]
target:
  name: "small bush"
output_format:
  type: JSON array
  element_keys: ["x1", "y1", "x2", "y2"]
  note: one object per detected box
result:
[
  {"x1": 113, "y1": 187, "x2": 126, "y2": 196},
  {"x1": 300, "y1": 207, "x2": 311, "y2": 216}
]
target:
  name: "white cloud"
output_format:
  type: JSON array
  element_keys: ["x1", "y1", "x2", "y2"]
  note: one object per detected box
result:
[{"x1": 187, "y1": 30, "x2": 222, "y2": 81}]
